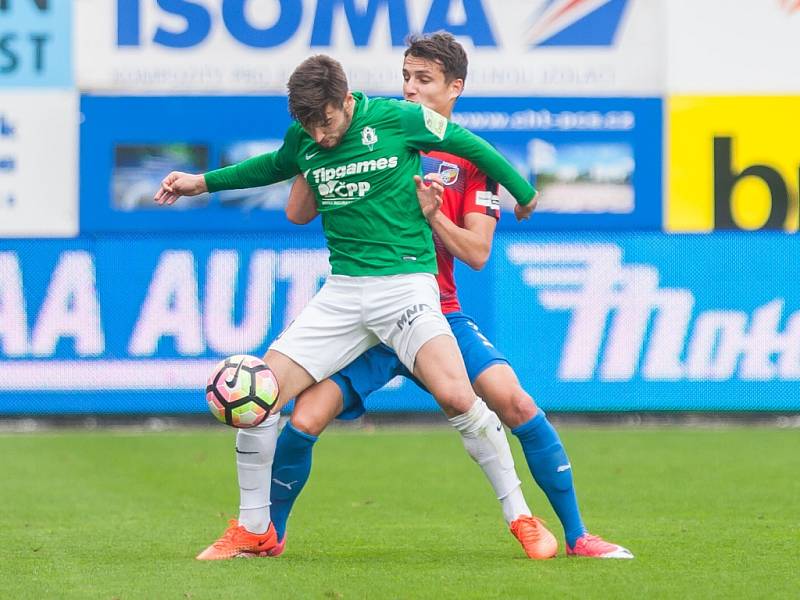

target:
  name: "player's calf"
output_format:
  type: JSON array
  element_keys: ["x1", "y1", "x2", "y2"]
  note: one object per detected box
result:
[{"x1": 449, "y1": 399, "x2": 531, "y2": 525}]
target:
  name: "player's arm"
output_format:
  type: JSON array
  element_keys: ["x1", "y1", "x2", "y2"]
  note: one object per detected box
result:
[
  {"x1": 286, "y1": 177, "x2": 319, "y2": 224},
  {"x1": 154, "y1": 124, "x2": 301, "y2": 205},
  {"x1": 416, "y1": 171, "x2": 496, "y2": 270},
  {"x1": 399, "y1": 102, "x2": 537, "y2": 220}
]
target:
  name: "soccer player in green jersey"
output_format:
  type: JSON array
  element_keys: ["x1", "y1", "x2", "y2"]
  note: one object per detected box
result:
[
  {"x1": 271, "y1": 33, "x2": 633, "y2": 561},
  {"x1": 154, "y1": 54, "x2": 537, "y2": 559}
]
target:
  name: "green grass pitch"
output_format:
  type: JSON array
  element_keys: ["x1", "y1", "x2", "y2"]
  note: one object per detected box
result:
[{"x1": 1, "y1": 425, "x2": 798, "y2": 599}]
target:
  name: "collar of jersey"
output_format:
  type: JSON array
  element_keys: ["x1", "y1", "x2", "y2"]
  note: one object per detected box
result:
[{"x1": 350, "y1": 91, "x2": 368, "y2": 128}]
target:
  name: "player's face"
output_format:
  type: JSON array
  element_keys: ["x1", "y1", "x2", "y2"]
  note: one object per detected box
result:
[
  {"x1": 305, "y1": 94, "x2": 355, "y2": 149},
  {"x1": 402, "y1": 55, "x2": 463, "y2": 117}
]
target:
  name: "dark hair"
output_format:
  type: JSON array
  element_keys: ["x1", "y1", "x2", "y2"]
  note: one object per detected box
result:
[
  {"x1": 287, "y1": 55, "x2": 349, "y2": 127},
  {"x1": 404, "y1": 32, "x2": 468, "y2": 84}
]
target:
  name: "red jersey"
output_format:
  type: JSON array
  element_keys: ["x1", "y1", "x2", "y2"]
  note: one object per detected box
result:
[{"x1": 421, "y1": 151, "x2": 501, "y2": 314}]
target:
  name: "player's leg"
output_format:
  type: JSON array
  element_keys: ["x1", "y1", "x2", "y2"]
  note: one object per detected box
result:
[
  {"x1": 369, "y1": 274, "x2": 556, "y2": 559},
  {"x1": 197, "y1": 351, "x2": 314, "y2": 560},
  {"x1": 270, "y1": 344, "x2": 406, "y2": 554},
  {"x1": 410, "y1": 336, "x2": 554, "y2": 559},
  {"x1": 230, "y1": 350, "x2": 316, "y2": 538},
  {"x1": 198, "y1": 277, "x2": 378, "y2": 560},
  {"x1": 268, "y1": 379, "x2": 343, "y2": 553},
  {"x1": 473, "y1": 364, "x2": 632, "y2": 558},
  {"x1": 450, "y1": 313, "x2": 632, "y2": 558},
  {"x1": 474, "y1": 364, "x2": 585, "y2": 541}
]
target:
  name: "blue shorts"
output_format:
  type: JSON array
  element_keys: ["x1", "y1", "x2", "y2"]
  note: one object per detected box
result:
[{"x1": 331, "y1": 312, "x2": 509, "y2": 420}]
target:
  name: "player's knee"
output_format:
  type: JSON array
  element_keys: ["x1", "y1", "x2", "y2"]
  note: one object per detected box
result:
[
  {"x1": 494, "y1": 387, "x2": 538, "y2": 429},
  {"x1": 289, "y1": 412, "x2": 328, "y2": 437},
  {"x1": 436, "y1": 387, "x2": 480, "y2": 418}
]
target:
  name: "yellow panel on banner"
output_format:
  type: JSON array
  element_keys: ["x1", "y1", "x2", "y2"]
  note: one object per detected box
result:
[{"x1": 668, "y1": 96, "x2": 800, "y2": 231}]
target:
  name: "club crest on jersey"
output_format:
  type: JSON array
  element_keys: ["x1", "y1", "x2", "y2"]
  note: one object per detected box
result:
[
  {"x1": 437, "y1": 161, "x2": 460, "y2": 186},
  {"x1": 361, "y1": 126, "x2": 378, "y2": 150}
]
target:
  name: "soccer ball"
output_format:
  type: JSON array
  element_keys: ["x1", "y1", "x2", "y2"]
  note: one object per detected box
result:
[{"x1": 205, "y1": 355, "x2": 279, "y2": 428}]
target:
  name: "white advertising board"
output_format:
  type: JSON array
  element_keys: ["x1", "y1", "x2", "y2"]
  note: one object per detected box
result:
[
  {"x1": 666, "y1": 0, "x2": 800, "y2": 93},
  {"x1": 76, "y1": 0, "x2": 663, "y2": 95},
  {"x1": 0, "y1": 91, "x2": 78, "y2": 237}
]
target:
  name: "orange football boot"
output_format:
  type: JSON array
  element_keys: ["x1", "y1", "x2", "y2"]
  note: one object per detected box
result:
[
  {"x1": 196, "y1": 520, "x2": 278, "y2": 560},
  {"x1": 567, "y1": 533, "x2": 634, "y2": 559},
  {"x1": 509, "y1": 515, "x2": 558, "y2": 559}
]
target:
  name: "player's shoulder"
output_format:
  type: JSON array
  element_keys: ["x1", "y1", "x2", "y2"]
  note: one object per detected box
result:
[
  {"x1": 425, "y1": 151, "x2": 481, "y2": 175},
  {"x1": 368, "y1": 95, "x2": 419, "y2": 117},
  {"x1": 284, "y1": 121, "x2": 306, "y2": 142}
]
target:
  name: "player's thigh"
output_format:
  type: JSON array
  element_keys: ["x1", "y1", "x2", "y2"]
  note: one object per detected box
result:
[
  {"x1": 291, "y1": 379, "x2": 345, "y2": 436},
  {"x1": 264, "y1": 348, "x2": 317, "y2": 412},
  {"x1": 412, "y1": 334, "x2": 475, "y2": 417},
  {"x1": 365, "y1": 273, "x2": 454, "y2": 374},
  {"x1": 331, "y1": 344, "x2": 407, "y2": 421},
  {"x1": 269, "y1": 276, "x2": 379, "y2": 394},
  {"x1": 446, "y1": 312, "x2": 510, "y2": 382},
  {"x1": 447, "y1": 313, "x2": 538, "y2": 426}
]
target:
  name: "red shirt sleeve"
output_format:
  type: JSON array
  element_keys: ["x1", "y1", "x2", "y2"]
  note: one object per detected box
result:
[{"x1": 462, "y1": 161, "x2": 501, "y2": 221}]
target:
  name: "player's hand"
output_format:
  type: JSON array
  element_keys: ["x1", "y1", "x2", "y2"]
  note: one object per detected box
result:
[
  {"x1": 414, "y1": 173, "x2": 444, "y2": 221},
  {"x1": 514, "y1": 190, "x2": 538, "y2": 222},
  {"x1": 154, "y1": 171, "x2": 207, "y2": 205}
]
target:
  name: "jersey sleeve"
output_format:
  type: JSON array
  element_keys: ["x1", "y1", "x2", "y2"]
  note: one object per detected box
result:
[
  {"x1": 463, "y1": 162, "x2": 501, "y2": 220},
  {"x1": 397, "y1": 101, "x2": 536, "y2": 206},
  {"x1": 204, "y1": 123, "x2": 302, "y2": 192}
]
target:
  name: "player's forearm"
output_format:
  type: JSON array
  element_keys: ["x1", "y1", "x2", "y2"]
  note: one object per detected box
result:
[
  {"x1": 429, "y1": 211, "x2": 492, "y2": 270},
  {"x1": 440, "y1": 128, "x2": 536, "y2": 206},
  {"x1": 204, "y1": 154, "x2": 282, "y2": 193}
]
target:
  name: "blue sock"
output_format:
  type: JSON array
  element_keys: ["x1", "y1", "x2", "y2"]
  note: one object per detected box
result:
[
  {"x1": 512, "y1": 410, "x2": 586, "y2": 547},
  {"x1": 269, "y1": 421, "x2": 317, "y2": 541}
]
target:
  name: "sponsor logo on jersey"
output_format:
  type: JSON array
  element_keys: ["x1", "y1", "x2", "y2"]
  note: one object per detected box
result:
[
  {"x1": 310, "y1": 156, "x2": 399, "y2": 183},
  {"x1": 317, "y1": 180, "x2": 371, "y2": 205},
  {"x1": 309, "y1": 155, "x2": 400, "y2": 205},
  {"x1": 437, "y1": 161, "x2": 460, "y2": 186},
  {"x1": 361, "y1": 126, "x2": 378, "y2": 150},
  {"x1": 526, "y1": 0, "x2": 629, "y2": 48}
]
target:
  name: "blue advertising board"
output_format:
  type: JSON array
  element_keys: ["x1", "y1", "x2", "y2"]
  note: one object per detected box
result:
[
  {"x1": 79, "y1": 95, "x2": 661, "y2": 234},
  {"x1": 492, "y1": 232, "x2": 800, "y2": 410},
  {"x1": 0, "y1": 0, "x2": 71, "y2": 87},
  {"x1": 0, "y1": 232, "x2": 796, "y2": 414},
  {"x1": 453, "y1": 97, "x2": 662, "y2": 231}
]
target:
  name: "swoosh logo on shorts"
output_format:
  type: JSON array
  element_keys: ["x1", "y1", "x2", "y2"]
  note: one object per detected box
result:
[{"x1": 407, "y1": 314, "x2": 425, "y2": 327}]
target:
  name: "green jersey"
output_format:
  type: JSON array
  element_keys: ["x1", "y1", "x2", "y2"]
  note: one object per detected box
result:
[{"x1": 205, "y1": 92, "x2": 535, "y2": 276}]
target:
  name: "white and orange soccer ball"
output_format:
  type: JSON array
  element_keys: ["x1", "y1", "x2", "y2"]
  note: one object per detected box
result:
[{"x1": 205, "y1": 355, "x2": 279, "y2": 428}]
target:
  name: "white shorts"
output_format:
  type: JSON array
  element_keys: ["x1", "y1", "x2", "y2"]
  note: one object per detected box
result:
[{"x1": 269, "y1": 273, "x2": 453, "y2": 381}]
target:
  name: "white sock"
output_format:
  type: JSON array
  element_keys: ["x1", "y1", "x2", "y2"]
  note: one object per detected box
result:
[
  {"x1": 449, "y1": 399, "x2": 531, "y2": 524},
  {"x1": 236, "y1": 413, "x2": 280, "y2": 534}
]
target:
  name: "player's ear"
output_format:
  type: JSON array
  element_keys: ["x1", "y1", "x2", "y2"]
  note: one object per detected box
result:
[{"x1": 449, "y1": 78, "x2": 464, "y2": 102}]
